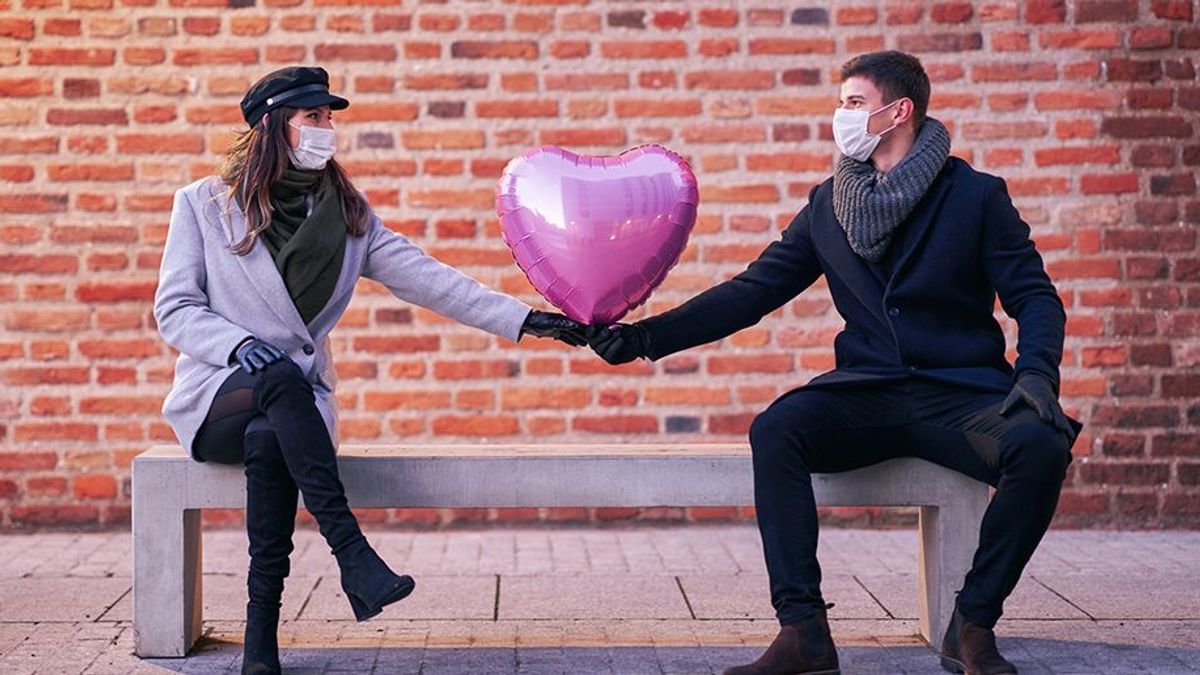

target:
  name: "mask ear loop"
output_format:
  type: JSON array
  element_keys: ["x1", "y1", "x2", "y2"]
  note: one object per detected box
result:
[{"x1": 868, "y1": 99, "x2": 904, "y2": 138}]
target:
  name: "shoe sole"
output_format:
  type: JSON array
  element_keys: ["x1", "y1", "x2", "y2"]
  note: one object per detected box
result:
[
  {"x1": 940, "y1": 654, "x2": 967, "y2": 673},
  {"x1": 350, "y1": 576, "x2": 416, "y2": 622}
]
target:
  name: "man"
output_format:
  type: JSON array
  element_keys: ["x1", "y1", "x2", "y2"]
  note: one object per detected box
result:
[{"x1": 589, "y1": 51, "x2": 1081, "y2": 675}]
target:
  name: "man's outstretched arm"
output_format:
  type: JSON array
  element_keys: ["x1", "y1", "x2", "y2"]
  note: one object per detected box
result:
[{"x1": 590, "y1": 186, "x2": 825, "y2": 363}]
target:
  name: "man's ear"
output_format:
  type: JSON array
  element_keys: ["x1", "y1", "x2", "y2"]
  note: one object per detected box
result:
[{"x1": 895, "y1": 98, "x2": 915, "y2": 127}]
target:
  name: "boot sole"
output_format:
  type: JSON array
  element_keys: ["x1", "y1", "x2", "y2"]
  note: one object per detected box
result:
[
  {"x1": 940, "y1": 654, "x2": 967, "y2": 673},
  {"x1": 349, "y1": 576, "x2": 415, "y2": 621}
]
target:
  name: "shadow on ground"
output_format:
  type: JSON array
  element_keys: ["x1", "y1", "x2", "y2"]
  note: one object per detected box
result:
[{"x1": 141, "y1": 636, "x2": 1200, "y2": 674}]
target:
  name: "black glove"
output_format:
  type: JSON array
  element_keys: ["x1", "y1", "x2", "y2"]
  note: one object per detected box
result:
[
  {"x1": 520, "y1": 310, "x2": 588, "y2": 347},
  {"x1": 587, "y1": 322, "x2": 651, "y2": 365},
  {"x1": 1000, "y1": 372, "x2": 1075, "y2": 440},
  {"x1": 231, "y1": 337, "x2": 285, "y2": 374}
]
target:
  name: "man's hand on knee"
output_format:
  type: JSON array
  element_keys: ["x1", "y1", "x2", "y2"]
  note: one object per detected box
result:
[{"x1": 1000, "y1": 372, "x2": 1075, "y2": 441}]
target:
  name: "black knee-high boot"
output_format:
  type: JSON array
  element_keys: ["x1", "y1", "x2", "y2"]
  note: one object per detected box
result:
[
  {"x1": 251, "y1": 360, "x2": 414, "y2": 620},
  {"x1": 242, "y1": 425, "x2": 297, "y2": 675}
]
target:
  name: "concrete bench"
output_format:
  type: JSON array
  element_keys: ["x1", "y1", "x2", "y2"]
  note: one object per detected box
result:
[{"x1": 132, "y1": 444, "x2": 988, "y2": 658}]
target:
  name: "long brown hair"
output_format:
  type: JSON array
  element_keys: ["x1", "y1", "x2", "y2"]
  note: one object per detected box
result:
[{"x1": 218, "y1": 106, "x2": 370, "y2": 255}]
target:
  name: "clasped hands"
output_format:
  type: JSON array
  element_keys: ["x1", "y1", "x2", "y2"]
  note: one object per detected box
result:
[
  {"x1": 522, "y1": 312, "x2": 652, "y2": 364},
  {"x1": 521, "y1": 312, "x2": 650, "y2": 364}
]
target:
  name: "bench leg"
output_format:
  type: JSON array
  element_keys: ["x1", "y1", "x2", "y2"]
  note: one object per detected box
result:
[
  {"x1": 917, "y1": 502, "x2": 981, "y2": 646},
  {"x1": 133, "y1": 501, "x2": 203, "y2": 657}
]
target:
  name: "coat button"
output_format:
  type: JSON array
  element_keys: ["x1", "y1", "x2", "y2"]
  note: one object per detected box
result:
[
  {"x1": 302, "y1": 344, "x2": 314, "y2": 355},
  {"x1": 888, "y1": 307, "x2": 900, "y2": 317}
]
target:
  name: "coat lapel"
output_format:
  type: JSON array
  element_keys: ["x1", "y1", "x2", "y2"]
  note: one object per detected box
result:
[
  {"x1": 815, "y1": 190, "x2": 887, "y2": 313},
  {"x1": 886, "y1": 167, "x2": 954, "y2": 288},
  {"x1": 208, "y1": 184, "x2": 313, "y2": 340}
]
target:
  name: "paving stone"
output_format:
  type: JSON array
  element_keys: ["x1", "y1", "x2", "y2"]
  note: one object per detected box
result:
[
  {"x1": 0, "y1": 577, "x2": 129, "y2": 622},
  {"x1": 679, "y1": 573, "x2": 889, "y2": 620},
  {"x1": 299, "y1": 575, "x2": 497, "y2": 621},
  {"x1": 1035, "y1": 573, "x2": 1200, "y2": 619},
  {"x1": 499, "y1": 574, "x2": 692, "y2": 620},
  {"x1": 2, "y1": 528, "x2": 1200, "y2": 674},
  {"x1": 857, "y1": 571, "x2": 1089, "y2": 620}
]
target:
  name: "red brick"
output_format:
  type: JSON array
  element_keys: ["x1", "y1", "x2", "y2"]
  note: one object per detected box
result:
[
  {"x1": 600, "y1": 40, "x2": 686, "y2": 59},
  {"x1": 898, "y1": 32, "x2": 983, "y2": 52},
  {"x1": 0, "y1": 452, "x2": 58, "y2": 471},
  {"x1": 698, "y1": 8, "x2": 737, "y2": 27},
  {"x1": 1104, "y1": 59, "x2": 1163, "y2": 82},
  {"x1": 709, "y1": 413, "x2": 755, "y2": 435},
  {"x1": 476, "y1": 100, "x2": 557, "y2": 118},
  {"x1": 1039, "y1": 30, "x2": 1121, "y2": 49},
  {"x1": 747, "y1": 39, "x2": 834, "y2": 55},
  {"x1": 431, "y1": 415, "x2": 519, "y2": 437},
  {"x1": 0, "y1": 19, "x2": 35, "y2": 40},
  {"x1": 10, "y1": 505, "x2": 100, "y2": 527},
  {"x1": 1080, "y1": 462, "x2": 1170, "y2": 486},
  {"x1": 1076, "y1": 0, "x2": 1138, "y2": 22},
  {"x1": 657, "y1": 9, "x2": 696, "y2": 29},
  {"x1": 572, "y1": 415, "x2": 658, "y2": 434},
  {"x1": 29, "y1": 48, "x2": 115, "y2": 66},
  {"x1": 614, "y1": 99, "x2": 701, "y2": 118},
  {"x1": 1035, "y1": 146, "x2": 1118, "y2": 166},
  {"x1": 1080, "y1": 173, "x2": 1139, "y2": 195},
  {"x1": 972, "y1": 62, "x2": 1057, "y2": 82},
  {"x1": 5, "y1": 367, "x2": 90, "y2": 385},
  {"x1": 451, "y1": 40, "x2": 537, "y2": 59},
  {"x1": 1152, "y1": 0, "x2": 1193, "y2": 20},
  {"x1": 932, "y1": 2, "x2": 973, "y2": 22},
  {"x1": 172, "y1": 47, "x2": 257, "y2": 65},
  {"x1": 74, "y1": 474, "x2": 118, "y2": 500},
  {"x1": 13, "y1": 423, "x2": 98, "y2": 442}
]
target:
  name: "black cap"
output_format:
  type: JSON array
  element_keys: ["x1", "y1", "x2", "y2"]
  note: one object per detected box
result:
[{"x1": 240, "y1": 66, "x2": 349, "y2": 127}]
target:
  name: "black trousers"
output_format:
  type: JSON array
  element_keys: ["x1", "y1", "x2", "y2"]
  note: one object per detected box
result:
[{"x1": 749, "y1": 377, "x2": 1075, "y2": 629}]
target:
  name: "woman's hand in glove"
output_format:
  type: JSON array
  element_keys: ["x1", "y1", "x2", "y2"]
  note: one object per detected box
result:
[
  {"x1": 520, "y1": 310, "x2": 588, "y2": 347},
  {"x1": 587, "y1": 323, "x2": 651, "y2": 365},
  {"x1": 232, "y1": 337, "x2": 286, "y2": 374}
]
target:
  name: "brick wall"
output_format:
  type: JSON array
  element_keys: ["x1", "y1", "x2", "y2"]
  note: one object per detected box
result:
[{"x1": 0, "y1": 1, "x2": 1197, "y2": 530}]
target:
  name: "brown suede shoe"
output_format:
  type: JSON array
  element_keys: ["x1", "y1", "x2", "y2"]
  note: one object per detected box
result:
[
  {"x1": 723, "y1": 606, "x2": 840, "y2": 675},
  {"x1": 940, "y1": 609, "x2": 1018, "y2": 674}
]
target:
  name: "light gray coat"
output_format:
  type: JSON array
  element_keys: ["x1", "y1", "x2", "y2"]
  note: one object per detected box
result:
[{"x1": 154, "y1": 176, "x2": 532, "y2": 457}]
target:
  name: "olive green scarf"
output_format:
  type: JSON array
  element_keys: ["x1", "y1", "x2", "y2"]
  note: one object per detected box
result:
[{"x1": 260, "y1": 168, "x2": 347, "y2": 325}]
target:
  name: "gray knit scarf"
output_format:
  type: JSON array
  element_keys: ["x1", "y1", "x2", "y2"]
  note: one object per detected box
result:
[{"x1": 832, "y1": 118, "x2": 951, "y2": 262}]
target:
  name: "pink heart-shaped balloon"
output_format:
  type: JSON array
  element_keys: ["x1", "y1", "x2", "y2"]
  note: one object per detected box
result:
[{"x1": 496, "y1": 145, "x2": 698, "y2": 325}]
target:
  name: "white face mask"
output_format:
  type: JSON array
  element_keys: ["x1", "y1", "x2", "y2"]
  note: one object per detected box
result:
[
  {"x1": 287, "y1": 121, "x2": 337, "y2": 170},
  {"x1": 832, "y1": 100, "x2": 900, "y2": 162}
]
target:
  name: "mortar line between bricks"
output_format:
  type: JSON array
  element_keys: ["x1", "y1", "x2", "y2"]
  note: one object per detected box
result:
[
  {"x1": 493, "y1": 574, "x2": 501, "y2": 622},
  {"x1": 853, "y1": 575, "x2": 895, "y2": 620},
  {"x1": 1030, "y1": 575, "x2": 1097, "y2": 621},
  {"x1": 675, "y1": 576, "x2": 697, "y2": 620},
  {"x1": 93, "y1": 585, "x2": 130, "y2": 623},
  {"x1": 295, "y1": 576, "x2": 322, "y2": 621}
]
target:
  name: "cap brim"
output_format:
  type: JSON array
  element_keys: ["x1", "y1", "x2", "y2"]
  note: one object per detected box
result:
[{"x1": 288, "y1": 92, "x2": 350, "y2": 111}]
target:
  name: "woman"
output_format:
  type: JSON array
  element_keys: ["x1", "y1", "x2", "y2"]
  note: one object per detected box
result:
[{"x1": 153, "y1": 66, "x2": 586, "y2": 675}]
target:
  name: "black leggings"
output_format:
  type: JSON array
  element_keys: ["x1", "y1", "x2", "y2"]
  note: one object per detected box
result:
[{"x1": 193, "y1": 368, "x2": 267, "y2": 464}]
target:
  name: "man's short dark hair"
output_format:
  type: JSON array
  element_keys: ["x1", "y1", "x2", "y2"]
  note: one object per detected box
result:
[{"x1": 839, "y1": 51, "x2": 930, "y2": 127}]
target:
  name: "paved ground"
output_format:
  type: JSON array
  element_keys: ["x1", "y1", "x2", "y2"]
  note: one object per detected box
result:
[{"x1": 0, "y1": 526, "x2": 1197, "y2": 674}]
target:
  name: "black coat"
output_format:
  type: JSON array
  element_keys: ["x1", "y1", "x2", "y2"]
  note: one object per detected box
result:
[{"x1": 641, "y1": 157, "x2": 1067, "y2": 395}]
